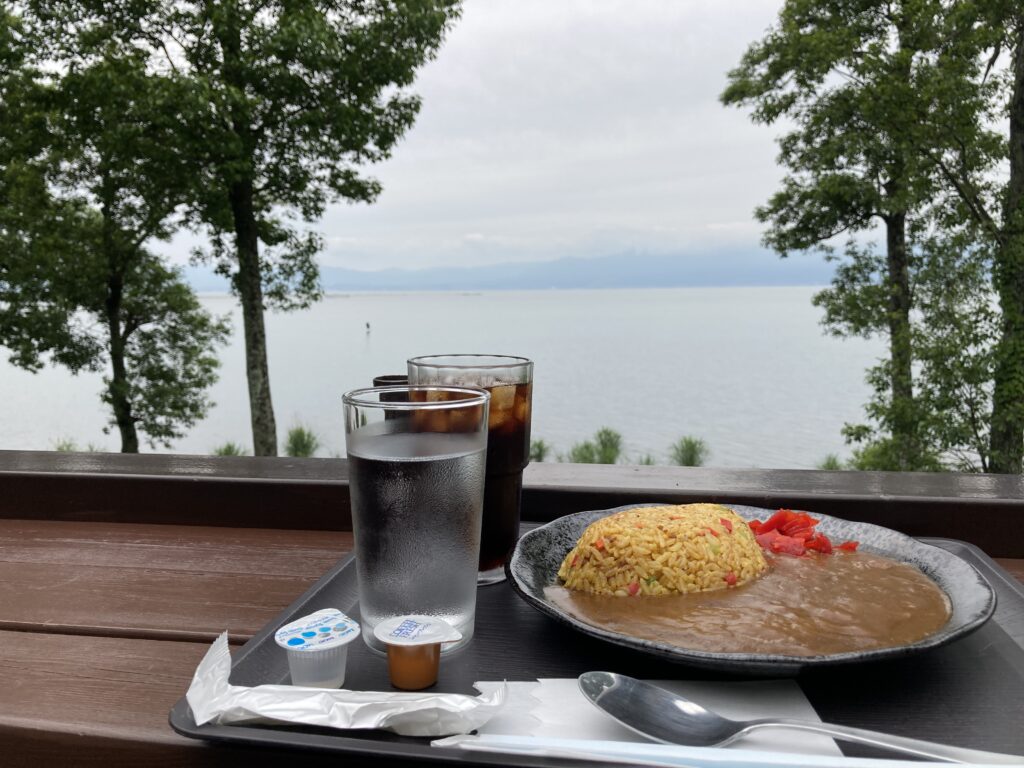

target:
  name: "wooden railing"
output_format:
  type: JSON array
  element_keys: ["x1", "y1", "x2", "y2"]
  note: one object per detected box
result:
[{"x1": 1, "y1": 450, "x2": 1022, "y2": 557}]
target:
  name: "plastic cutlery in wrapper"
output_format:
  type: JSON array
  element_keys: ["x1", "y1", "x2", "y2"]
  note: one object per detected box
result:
[{"x1": 185, "y1": 632, "x2": 506, "y2": 737}]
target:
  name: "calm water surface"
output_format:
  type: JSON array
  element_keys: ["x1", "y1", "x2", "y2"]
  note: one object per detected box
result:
[{"x1": 0, "y1": 287, "x2": 884, "y2": 468}]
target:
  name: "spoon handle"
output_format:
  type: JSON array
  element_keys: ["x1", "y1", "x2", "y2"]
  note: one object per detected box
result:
[{"x1": 743, "y1": 718, "x2": 1024, "y2": 764}]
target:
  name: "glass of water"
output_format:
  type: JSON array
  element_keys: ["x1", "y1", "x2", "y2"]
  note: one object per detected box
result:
[{"x1": 343, "y1": 385, "x2": 490, "y2": 654}]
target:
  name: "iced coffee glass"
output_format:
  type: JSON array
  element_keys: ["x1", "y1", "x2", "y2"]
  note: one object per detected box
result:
[
  {"x1": 343, "y1": 385, "x2": 490, "y2": 653},
  {"x1": 407, "y1": 355, "x2": 533, "y2": 585}
]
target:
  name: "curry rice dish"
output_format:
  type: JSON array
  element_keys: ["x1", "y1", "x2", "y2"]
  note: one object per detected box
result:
[
  {"x1": 557, "y1": 504, "x2": 768, "y2": 597},
  {"x1": 552, "y1": 503, "x2": 953, "y2": 656}
]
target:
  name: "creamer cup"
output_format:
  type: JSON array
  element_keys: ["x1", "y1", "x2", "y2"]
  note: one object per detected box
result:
[
  {"x1": 274, "y1": 608, "x2": 360, "y2": 688},
  {"x1": 373, "y1": 616, "x2": 462, "y2": 690}
]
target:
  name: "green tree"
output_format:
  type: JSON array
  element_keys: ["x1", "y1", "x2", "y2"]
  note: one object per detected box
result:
[
  {"x1": 911, "y1": 5, "x2": 1024, "y2": 472},
  {"x1": 826, "y1": 221, "x2": 996, "y2": 471},
  {"x1": 817, "y1": 454, "x2": 844, "y2": 470},
  {"x1": 722, "y1": 0, "x2": 972, "y2": 471},
  {"x1": 567, "y1": 428, "x2": 623, "y2": 464},
  {"x1": 992, "y1": 16, "x2": 1024, "y2": 472},
  {"x1": 911, "y1": 226, "x2": 998, "y2": 471},
  {"x1": 0, "y1": 13, "x2": 229, "y2": 451},
  {"x1": 726, "y1": 1, "x2": 1024, "y2": 473},
  {"x1": 213, "y1": 441, "x2": 247, "y2": 456},
  {"x1": 529, "y1": 439, "x2": 551, "y2": 463},
  {"x1": 118, "y1": 0, "x2": 459, "y2": 456},
  {"x1": 670, "y1": 436, "x2": 709, "y2": 467},
  {"x1": 284, "y1": 425, "x2": 321, "y2": 458}
]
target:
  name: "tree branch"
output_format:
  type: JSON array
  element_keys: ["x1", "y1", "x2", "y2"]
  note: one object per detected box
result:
[{"x1": 927, "y1": 149, "x2": 1000, "y2": 236}]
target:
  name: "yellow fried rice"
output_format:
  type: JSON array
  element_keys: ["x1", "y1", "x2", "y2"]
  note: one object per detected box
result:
[{"x1": 557, "y1": 503, "x2": 767, "y2": 596}]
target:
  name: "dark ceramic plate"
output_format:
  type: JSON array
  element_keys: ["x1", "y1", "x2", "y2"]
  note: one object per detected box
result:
[{"x1": 507, "y1": 503, "x2": 997, "y2": 673}]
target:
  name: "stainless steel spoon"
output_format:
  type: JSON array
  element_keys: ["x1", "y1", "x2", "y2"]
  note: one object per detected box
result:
[{"x1": 579, "y1": 672, "x2": 1024, "y2": 764}]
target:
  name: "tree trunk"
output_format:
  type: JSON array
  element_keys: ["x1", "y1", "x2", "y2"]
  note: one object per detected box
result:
[
  {"x1": 885, "y1": 211, "x2": 917, "y2": 470},
  {"x1": 229, "y1": 177, "x2": 278, "y2": 456},
  {"x1": 214, "y1": 3, "x2": 278, "y2": 457},
  {"x1": 105, "y1": 280, "x2": 138, "y2": 453},
  {"x1": 989, "y1": 27, "x2": 1024, "y2": 474},
  {"x1": 100, "y1": 168, "x2": 139, "y2": 454}
]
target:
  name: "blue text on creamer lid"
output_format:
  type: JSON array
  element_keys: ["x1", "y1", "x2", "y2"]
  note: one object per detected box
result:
[
  {"x1": 274, "y1": 608, "x2": 360, "y2": 652},
  {"x1": 372, "y1": 614, "x2": 461, "y2": 647}
]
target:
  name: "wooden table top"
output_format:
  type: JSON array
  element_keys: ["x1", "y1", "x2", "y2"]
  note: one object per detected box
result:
[
  {"x1": 0, "y1": 519, "x2": 353, "y2": 767},
  {"x1": 1, "y1": 517, "x2": 1021, "y2": 768}
]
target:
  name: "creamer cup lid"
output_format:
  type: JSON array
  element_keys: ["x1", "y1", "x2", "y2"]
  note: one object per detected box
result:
[
  {"x1": 274, "y1": 608, "x2": 360, "y2": 652},
  {"x1": 373, "y1": 615, "x2": 462, "y2": 646}
]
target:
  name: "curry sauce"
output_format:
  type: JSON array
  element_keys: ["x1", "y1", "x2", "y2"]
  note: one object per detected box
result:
[{"x1": 545, "y1": 551, "x2": 951, "y2": 656}]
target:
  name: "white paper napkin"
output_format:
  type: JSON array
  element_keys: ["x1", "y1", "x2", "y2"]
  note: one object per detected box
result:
[
  {"x1": 473, "y1": 678, "x2": 841, "y2": 757},
  {"x1": 434, "y1": 734, "x2": 995, "y2": 768}
]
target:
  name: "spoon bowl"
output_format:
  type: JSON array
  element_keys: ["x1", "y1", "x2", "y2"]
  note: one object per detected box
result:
[{"x1": 578, "y1": 671, "x2": 1024, "y2": 764}]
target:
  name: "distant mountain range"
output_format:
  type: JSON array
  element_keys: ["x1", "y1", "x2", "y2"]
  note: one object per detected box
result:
[{"x1": 184, "y1": 249, "x2": 834, "y2": 293}]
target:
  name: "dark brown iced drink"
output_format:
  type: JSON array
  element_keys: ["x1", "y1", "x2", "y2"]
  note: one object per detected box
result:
[{"x1": 407, "y1": 355, "x2": 534, "y2": 585}]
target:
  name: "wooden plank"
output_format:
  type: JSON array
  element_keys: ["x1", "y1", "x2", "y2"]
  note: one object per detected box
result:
[
  {"x1": 0, "y1": 521, "x2": 352, "y2": 643},
  {"x1": 0, "y1": 631, "x2": 390, "y2": 768},
  {"x1": 0, "y1": 519, "x2": 351, "y2": 575},
  {"x1": 0, "y1": 561, "x2": 316, "y2": 643},
  {"x1": 0, "y1": 630, "x2": 209, "y2": 743}
]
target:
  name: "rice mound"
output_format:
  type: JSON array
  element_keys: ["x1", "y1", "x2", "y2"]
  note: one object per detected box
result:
[{"x1": 557, "y1": 504, "x2": 768, "y2": 596}]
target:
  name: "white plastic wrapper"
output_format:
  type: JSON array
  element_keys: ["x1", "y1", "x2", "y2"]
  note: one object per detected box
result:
[{"x1": 186, "y1": 632, "x2": 507, "y2": 737}]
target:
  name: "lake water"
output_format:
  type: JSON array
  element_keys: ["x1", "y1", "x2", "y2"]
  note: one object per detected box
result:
[{"x1": 0, "y1": 287, "x2": 885, "y2": 468}]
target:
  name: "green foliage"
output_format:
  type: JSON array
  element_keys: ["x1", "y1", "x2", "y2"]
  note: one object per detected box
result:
[
  {"x1": 176, "y1": 0, "x2": 460, "y2": 454},
  {"x1": 721, "y1": 0, "x2": 944, "y2": 471},
  {"x1": 213, "y1": 442, "x2": 247, "y2": 457},
  {"x1": 169, "y1": 0, "x2": 463, "y2": 248},
  {"x1": 529, "y1": 439, "x2": 551, "y2": 463},
  {"x1": 12, "y1": 1, "x2": 462, "y2": 456},
  {"x1": 0, "y1": 13, "x2": 231, "y2": 452},
  {"x1": 111, "y1": 260, "x2": 232, "y2": 447},
  {"x1": 847, "y1": 438, "x2": 944, "y2": 473},
  {"x1": 832, "y1": 226, "x2": 999, "y2": 472},
  {"x1": 566, "y1": 443, "x2": 595, "y2": 464},
  {"x1": 636, "y1": 454, "x2": 657, "y2": 466},
  {"x1": 670, "y1": 436, "x2": 709, "y2": 467},
  {"x1": 910, "y1": 229, "x2": 998, "y2": 471},
  {"x1": 816, "y1": 454, "x2": 844, "y2": 471},
  {"x1": 52, "y1": 439, "x2": 103, "y2": 452},
  {"x1": 916, "y1": 12, "x2": 1024, "y2": 473},
  {"x1": 723, "y1": 0, "x2": 1019, "y2": 473},
  {"x1": 567, "y1": 428, "x2": 623, "y2": 464},
  {"x1": 285, "y1": 426, "x2": 321, "y2": 458}
]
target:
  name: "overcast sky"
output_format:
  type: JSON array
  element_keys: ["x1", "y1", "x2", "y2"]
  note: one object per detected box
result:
[{"x1": 175, "y1": 1, "x2": 789, "y2": 272}]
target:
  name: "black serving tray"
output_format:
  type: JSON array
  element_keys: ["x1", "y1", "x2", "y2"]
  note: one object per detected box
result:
[{"x1": 170, "y1": 537, "x2": 1024, "y2": 765}]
